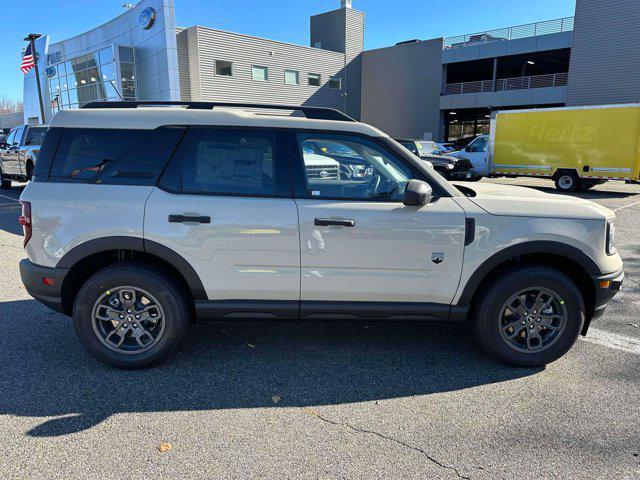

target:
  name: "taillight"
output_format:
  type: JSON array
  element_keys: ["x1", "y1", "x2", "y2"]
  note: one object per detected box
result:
[{"x1": 19, "y1": 201, "x2": 32, "y2": 247}]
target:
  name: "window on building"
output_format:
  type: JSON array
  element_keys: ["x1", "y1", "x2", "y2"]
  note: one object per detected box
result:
[
  {"x1": 308, "y1": 73, "x2": 321, "y2": 87},
  {"x1": 215, "y1": 60, "x2": 233, "y2": 76},
  {"x1": 284, "y1": 69, "x2": 299, "y2": 85},
  {"x1": 252, "y1": 65, "x2": 269, "y2": 82},
  {"x1": 328, "y1": 76, "x2": 342, "y2": 89}
]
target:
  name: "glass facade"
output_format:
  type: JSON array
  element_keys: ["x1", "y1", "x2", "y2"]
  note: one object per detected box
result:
[{"x1": 47, "y1": 46, "x2": 137, "y2": 111}]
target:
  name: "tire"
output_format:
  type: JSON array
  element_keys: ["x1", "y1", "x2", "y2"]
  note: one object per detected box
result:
[
  {"x1": 472, "y1": 265, "x2": 585, "y2": 367},
  {"x1": 554, "y1": 171, "x2": 580, "y2": 192},
  {"x1": 0, "y1": 166, "x2": 10, "y2": 189},
  {"x1": 26, "y1": 160, "x2": 34, "y2": 182},
  {"x1": 73, "y1": 262, "x2": 191, "y2": 369}
]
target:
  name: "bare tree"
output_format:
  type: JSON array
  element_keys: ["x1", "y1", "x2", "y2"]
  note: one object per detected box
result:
[{"x1": 0, "y1": 96, "x2": 24, "y2": 115}]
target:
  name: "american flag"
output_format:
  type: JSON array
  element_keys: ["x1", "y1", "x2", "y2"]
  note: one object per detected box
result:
[{"x1": 20, "y1": 43, "x2": 35, "y2": 74}]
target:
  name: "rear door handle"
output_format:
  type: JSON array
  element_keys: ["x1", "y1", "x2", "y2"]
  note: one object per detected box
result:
[
  {"x1": 168, "y1": 214, "x2": 211, "y2": 224},
  {"x1": 314, "y1": 218, "x2": 355, "y2": 227}
]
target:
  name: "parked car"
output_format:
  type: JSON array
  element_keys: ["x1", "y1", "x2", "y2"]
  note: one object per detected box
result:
[
  {"x1": 395, "y1": 138, "x2": 475, "y2": 180},
  {"x1": 19, "y1": 101, "x2": 623, "y2": 369},
  {"x1": 0, "y1": 124, "x2": 47, "y2": 189},
  {"x1": 436, "y1": 142, "x2": 456, "y2": 153}
]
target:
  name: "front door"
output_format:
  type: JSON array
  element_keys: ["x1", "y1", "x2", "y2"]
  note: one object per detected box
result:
[
  {"x1": 462, "y1": 136, "x2": 488, "y2": 175},
  {"x1": 144, "y1": 128, "x2": 300, "y2": 308},
  {"x1": 290, "y1": 132, "x2": 466, "y2": 314}
]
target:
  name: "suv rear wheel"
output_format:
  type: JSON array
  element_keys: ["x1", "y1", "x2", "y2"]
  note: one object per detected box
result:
[
  {"x1": 472, "y1": 265, "x2": 585, "y2": 367},
  {"x1": 73, "y1": 262, "x2": 191, "y2": 369}
]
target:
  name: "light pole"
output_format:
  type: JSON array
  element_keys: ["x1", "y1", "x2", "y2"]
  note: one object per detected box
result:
[{"x1": 24, "y1": 33, "x2": 46, "y2": 124}]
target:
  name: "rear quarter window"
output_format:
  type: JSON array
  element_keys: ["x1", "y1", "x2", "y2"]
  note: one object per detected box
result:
[
  {"x1": 48, "y1": 127, "x2": 185, "y2": 185},
  {"x1": 32, "y1": 128, "x2": 63, "y2": 182}
]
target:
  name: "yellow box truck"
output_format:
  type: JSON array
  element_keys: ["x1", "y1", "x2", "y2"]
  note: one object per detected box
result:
[{"x1": 488, "y1": 104, "x2": 640, "y2": 192}]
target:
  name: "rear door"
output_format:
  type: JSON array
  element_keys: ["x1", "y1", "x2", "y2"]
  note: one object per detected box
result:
[
  {"x1": 289, "y1": 131, "x2": 466, "y2": 315},
  {"x1": 144, "y1": 127, "x2": 300, "y2": 310}
]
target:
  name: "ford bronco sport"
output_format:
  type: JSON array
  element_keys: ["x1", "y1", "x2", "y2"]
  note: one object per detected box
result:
[{"x1": 19, "y1": 101, "x2": 623, "y2": 369}]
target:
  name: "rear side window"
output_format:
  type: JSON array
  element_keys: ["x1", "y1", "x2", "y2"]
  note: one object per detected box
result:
[
  {"x1": 49, "y1": 127, "x2": 185, "y2": 185},
  {"x1": 160, "y1": 128, "x2": 290, "y2": 197},
  {"x1": 24, "y1": 127, "x2": 47, "y2": 146}
]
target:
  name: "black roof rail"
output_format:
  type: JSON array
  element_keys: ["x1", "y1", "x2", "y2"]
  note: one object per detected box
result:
[{"x1": 81, "y1": 101, "x2": 356, "y2": 122}]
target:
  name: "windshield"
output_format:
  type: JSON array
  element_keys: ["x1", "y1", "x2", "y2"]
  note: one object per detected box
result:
[
  {"x1": 25, "y1": 127, "x2": 47, "y2": 146},
  {"x1": 416, "y1": 141, "x2": 440, "y2": 156}
]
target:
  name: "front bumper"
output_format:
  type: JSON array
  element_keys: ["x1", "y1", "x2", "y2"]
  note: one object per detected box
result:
[
  {"x1": 19, "y1": 259, "x2": 69, "y2": 314},
  {"x1": 583, "y1": 269, "x2": 624, "y2": 334}
]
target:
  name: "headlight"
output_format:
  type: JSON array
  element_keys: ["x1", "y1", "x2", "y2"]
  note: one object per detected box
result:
[{"x1": 606, "y1": 220, "x2": 617, "y2": 255}]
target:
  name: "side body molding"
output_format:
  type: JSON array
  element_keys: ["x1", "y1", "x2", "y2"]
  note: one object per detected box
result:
[
  {"x1": 55, "y1": 236, "x2": 207, "y2": 301},
  {"x1": 457, "y1": 240, "x2": 602, "y2": 306}
]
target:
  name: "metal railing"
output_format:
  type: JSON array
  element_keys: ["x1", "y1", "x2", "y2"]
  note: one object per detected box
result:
[
  {"x1": 443, "y1": 17, "x2": 574, "y2": 49},
  {"x1": 443, "y1": 72, "x2": 568, "y2": 95}
]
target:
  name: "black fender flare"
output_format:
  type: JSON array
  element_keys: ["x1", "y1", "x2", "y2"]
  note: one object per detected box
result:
[
  {"x1": 457, "y1": 241, "x2": 601, "y2": 306},
  {"x1": 56, "y1": 236, "x2": 207, "y2": 300}
]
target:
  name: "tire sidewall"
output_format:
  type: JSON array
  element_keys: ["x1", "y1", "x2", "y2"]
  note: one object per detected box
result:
[
  {"x1": 73, "y1": 265, "x2": 190, "y2": 369},
  {"x1": 476, "y1": 269, "x2": 584, "y2": 366},
  {"x1": 556, "y1": 173, "x2": 577, "y2": 192}
]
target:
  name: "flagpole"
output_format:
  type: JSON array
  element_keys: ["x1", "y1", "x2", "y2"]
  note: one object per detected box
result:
[{"x1": 24, "y1": 34, "x2": 46, "y2": 125}]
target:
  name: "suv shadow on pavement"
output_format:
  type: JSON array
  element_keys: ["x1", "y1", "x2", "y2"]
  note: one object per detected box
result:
[{"x1": 0, "y1": 299, "x2": 540, "y2": 437}]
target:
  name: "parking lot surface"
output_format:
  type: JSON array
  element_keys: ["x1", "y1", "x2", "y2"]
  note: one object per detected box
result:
[{"x1": 0, "y1": 179, "x2": 639, "y2": 479}]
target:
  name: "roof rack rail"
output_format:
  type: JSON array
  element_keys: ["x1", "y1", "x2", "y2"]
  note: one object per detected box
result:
[{"x1": 81, "y1": 101, "x2": 356, "y2": 122}]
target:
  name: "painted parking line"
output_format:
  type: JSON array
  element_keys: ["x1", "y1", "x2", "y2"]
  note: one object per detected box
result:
[
  {"x1": 614, "y1": 199, "x2": 640, "y2": 213},
  {"x1": 581, "y1": 328, "x2": 640, "y2": 355},
  {"x1": 0, "y1": 193, "x2": 19, "y2": 203}
]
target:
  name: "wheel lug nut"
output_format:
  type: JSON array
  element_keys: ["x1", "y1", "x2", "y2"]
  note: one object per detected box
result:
[
  {"x1": 523, "y1": 312, "x2": 528, "y2": 316},
  {"x1": 521, "y1": 321, "x2": 526, "y2": 325},
  {"x1": 135, "y1": 314, "x2": 141, "y2": 319},
  {"x1": 119, "y1": 314, "x2": 124, "y2": 319},
  {"x1": 536, "y1": 318, "x2": 541, "y2": 322}
]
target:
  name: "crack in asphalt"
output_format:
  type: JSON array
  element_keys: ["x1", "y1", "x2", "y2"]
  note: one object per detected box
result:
[{"x1": 302, "y1": 407, "x2": 472, "y2": 480}]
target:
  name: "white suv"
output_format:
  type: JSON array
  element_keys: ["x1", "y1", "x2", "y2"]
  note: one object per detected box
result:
[{"x1": 19, "y1": 102, "x2": 623, "y2": 369}]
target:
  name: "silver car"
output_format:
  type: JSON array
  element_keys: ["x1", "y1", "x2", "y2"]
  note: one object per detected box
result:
[{"x1": 18, "y1": 102, "x2": 623, "y2": 369}]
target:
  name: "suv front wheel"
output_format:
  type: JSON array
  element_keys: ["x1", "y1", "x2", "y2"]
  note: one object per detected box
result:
[
  {"x1": 73, "y1": 262, "x2": 191, "y2": 369},
  {"x1": 473, "y1": 265, "x2": 585, "y2": 367}
]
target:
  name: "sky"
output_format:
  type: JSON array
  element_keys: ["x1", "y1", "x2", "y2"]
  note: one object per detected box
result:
[{"x1": 0, "y1": 0, "x2": 575, "y2": 101}]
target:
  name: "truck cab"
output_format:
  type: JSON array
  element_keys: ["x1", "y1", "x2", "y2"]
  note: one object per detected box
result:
[
  {"x1": 451, "y1": 135, "x2": 489, "y2": 177},
  {"x1": 0, "y1": 124, "x2": 47, "y2": 189}
]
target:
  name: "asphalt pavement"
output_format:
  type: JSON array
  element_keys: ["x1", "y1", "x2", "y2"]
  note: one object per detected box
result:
[{"x1": 0, "y1": 179, "x2": 638, "y2": 479}]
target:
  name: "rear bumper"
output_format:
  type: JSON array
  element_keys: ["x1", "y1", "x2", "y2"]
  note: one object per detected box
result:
[
  {"x1": 19, "y1": 259, "x2": 69, "y2": 314},
  {"x1": 583, "y1": 269, "x2": 624, "y2": 334}
]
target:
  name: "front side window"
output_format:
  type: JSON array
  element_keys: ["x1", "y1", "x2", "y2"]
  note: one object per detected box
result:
[
  {"x1": 163, "y1": 129, "x2": 289, "y2": 197},
  {"x1": 215, "y1": 60, "x2": 232, "y2": 76},
  {"x1": 49, "y1": 127, "x2": 185, "y2": 185},
  {"x1": 296, "y1": 133, "x2": 413, "y2": 201},
  {"x1": 328, "y1": 76, "x2": 341, "y2": 89},
  {"x1": 252, "y1": 65, "x2": 268, "y2": 82},
  {"x1": 284, "y1": 69, "x2": 299, "y2": 85},
  {"x1": 467, "y1": 137, "x2": 487, "y2": 153},
  {"x1": 308, "y1": 73, "x2": 321, "y2": 87}
]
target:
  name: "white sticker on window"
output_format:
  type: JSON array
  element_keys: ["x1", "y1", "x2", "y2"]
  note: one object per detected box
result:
[{"x1": 311, "y1": 190, "x2": 320, "y2": 196}]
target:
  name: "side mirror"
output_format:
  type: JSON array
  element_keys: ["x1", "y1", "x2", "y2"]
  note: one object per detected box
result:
[{"x1": 403, "y1": 179, "x2": 433, "y2": 206}]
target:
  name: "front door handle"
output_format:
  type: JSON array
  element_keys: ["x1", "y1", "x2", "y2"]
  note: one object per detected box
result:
[
  {"x1": 168, "y1": 214, "x2": 211, "y2": 224},
  {"x1": 314, "y1": 218, "x2": 355, "y2": 227}
]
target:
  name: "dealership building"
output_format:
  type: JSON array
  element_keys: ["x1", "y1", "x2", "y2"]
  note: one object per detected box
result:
[{"x1": 17, "y1": 0, "x2": 640, "y2": 142}]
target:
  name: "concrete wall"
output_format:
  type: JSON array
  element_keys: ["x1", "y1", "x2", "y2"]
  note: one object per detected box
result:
[
  {"x1": 0, "y1": 112, "x2": 23, "y2": 130},
  {"x1": 442, "y1": 31, "x2": 573, "y2": 64},
  {"x1": 310, "y1": 7, "x2": 365, "y2": 119},
  {"x1": 180, "y1": 26, "x2": 346, "y2": 110},
  {"x1": 361, "y1": 39, "x2": 444, "y2": 140},
  {"x1": 566, "y1": 0, "x2": 640, "y2": 106}
]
